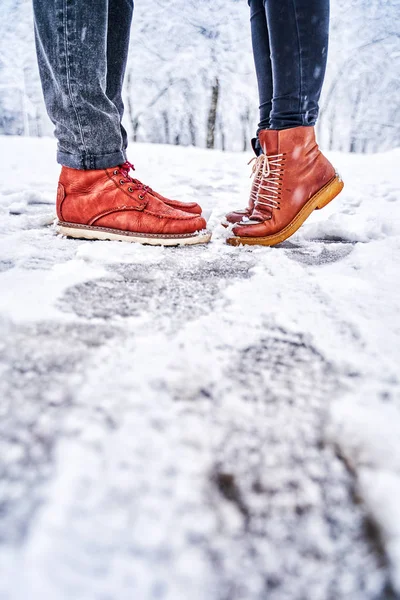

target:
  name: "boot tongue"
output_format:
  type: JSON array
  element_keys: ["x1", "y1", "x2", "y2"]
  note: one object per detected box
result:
[{"x1": 251, "y1": 137, "x2": 263, "y2": 157}]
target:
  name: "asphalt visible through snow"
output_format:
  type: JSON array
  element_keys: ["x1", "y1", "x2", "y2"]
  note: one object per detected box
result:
[{"x1": 0, "y1": 228, "x2": 394, "y2": 600}]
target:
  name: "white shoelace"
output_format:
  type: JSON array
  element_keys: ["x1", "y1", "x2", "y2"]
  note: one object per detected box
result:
[
  {"x1": 231, "y1": 155, "x2": 266, "y2": 216},
  {"x1": 248, "y1": 154, "x2": 266, "y2": 204},
  {"x1": 255, "y1": 153, "x2": 285, "y2": 212}
]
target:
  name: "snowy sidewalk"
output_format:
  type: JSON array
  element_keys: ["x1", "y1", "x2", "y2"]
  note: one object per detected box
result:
[{"x1": 0, "y1": 137, "x2": 399, "y2": 599}]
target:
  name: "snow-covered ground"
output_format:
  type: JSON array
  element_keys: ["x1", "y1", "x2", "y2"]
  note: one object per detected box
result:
[{"x1": 0, "y1": 135, "x2": 399, "y2": 599}]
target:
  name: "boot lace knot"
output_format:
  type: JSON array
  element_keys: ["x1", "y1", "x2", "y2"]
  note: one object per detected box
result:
[{"x1": 114, "y1": 161, "x2": 150, "y2": 198}]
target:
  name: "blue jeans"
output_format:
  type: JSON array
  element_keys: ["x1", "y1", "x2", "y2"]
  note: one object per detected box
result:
[
  {"x1": 249, "y1": 0, "x2": 330, "y2": 132},
  {"x1": 33, "y1": 0, "x2": 133, "y2": 169}
]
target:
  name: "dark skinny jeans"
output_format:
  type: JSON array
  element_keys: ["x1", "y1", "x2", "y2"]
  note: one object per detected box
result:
[{"x1": 249, "y1": 0, "x2": 330, "y2": 133}]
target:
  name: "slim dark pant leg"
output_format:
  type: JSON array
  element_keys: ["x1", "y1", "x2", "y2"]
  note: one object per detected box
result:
[
  {"x1": 33, "y1": 0, "x2": 128, "y2": 169},
  {"x1": 106, "y1": 0, "x2": 134, "y2": 153},
  {"x1": 248, "y1": 0, "x2": 273, "y2": 133},
  {"x1": 264, "y1": 0, "x2": 330, "y2": 129}
]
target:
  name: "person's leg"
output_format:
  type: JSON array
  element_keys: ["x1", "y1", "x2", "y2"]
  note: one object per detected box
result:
[
  {"x1": 264, "y1": 0, "x2": 330, "y2": 130},
  {"x1": 33, "y1": 0, "x2": 128, "y2": 169},
  {"x1": 33, "y1": 0, "x2": 210, "y2": 245},
  {"x1": 227, "y1": 0, "x2": 344, "y2": 246},
  {"x1": 243, "y1": 0, "x2": 329, "y2": 133},
  {"x1": 106, "y1": 0, "x2": 133, "y2": 154}
]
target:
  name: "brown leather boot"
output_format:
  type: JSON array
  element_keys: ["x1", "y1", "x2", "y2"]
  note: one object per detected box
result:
[
  {"x1": 56, "y1": 165, "x2": 211, "y2": 246},
  {"x1": 227, "y1": 127, "x2": 343, "y2": 246},
  {"x1": 223, "y1": 138, "x2": 265, "y2": 226}
]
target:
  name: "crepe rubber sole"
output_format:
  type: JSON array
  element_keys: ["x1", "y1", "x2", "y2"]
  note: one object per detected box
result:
[
  {"x1": 57, "y1": 222, "x2": 212, "y2": 246},
  {"x1": 226, "y1": 174, "x2": 344, "y2": 247}
]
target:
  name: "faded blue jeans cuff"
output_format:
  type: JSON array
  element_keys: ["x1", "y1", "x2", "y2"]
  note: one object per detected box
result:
[{"x1": 57, "y1": 148, "x2": 127, "y2": 170}]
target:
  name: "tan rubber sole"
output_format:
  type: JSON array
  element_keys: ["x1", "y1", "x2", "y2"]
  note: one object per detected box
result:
[
  {"x1": 56, "y1": 222, "x2": 212, "y2": 246},
  {"x1": 226, "y1": 174, "x2": 344, "y2": 247}
]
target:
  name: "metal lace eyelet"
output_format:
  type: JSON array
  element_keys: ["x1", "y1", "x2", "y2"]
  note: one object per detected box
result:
[
  {"x1": 139, "y1": 194, "x2": 144, "y2": 200},
  {"x1": 113, "y1": 169, "x2": 118, "y2": 175},
  {"x1": 128, "y1": 187, "x2": 133, "y2": 193},
  {"x1": 120, "y1": 180, "x2": 125, "y2": 185}
]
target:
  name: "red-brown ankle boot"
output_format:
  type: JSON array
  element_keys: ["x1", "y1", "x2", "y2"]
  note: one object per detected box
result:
[
  {"x1": 227, "y1": 126, "x2": 343, "y2": 246},
  {"x1": 223, "y1": 138, "x2": 264, "y2": 226},
  {"x1": 56, "y1": 164, "x2": 211, "y2": 246},
  {"x1": 122, "y1": 162, "x2": 203, "y2": 215}
]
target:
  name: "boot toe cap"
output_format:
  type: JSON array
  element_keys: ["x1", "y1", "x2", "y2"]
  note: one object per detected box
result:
[
  {"x1": 167, "y1": 200, "x2": 202, "y2": 215},
  {"x1": 225, "y1": 209, "x2": 251, "y2": 225},
  {"x1": 232, "y1": 220, "x2": 271, "y2": 238}
]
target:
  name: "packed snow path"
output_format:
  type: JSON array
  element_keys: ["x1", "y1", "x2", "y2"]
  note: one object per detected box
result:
[{"x1": 0, "y1": 138, "x2": 399, "y2": 599}]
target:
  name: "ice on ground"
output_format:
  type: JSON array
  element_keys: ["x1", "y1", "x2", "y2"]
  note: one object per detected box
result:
[{"x1": 0, "y1": 135, "x2": 399, "y2": 599}]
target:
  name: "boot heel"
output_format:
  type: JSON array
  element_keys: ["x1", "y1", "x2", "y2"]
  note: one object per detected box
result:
[{"x1": 315, "y1": 173, "x2": 344, "y2": 210}]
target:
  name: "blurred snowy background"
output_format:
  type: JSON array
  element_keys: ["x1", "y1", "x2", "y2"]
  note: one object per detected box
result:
[{"x1": 0, "y1": 0, "x2": 399, "y2": 154}]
